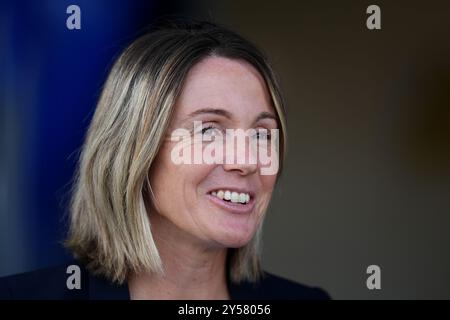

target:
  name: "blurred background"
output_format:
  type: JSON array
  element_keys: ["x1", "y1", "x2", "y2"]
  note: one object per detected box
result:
[{"x1": 1, "y1": 0, "x2": 449, "y2": 299}]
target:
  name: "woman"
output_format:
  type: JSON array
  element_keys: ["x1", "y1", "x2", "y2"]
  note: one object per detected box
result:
[{"x1": 0, "y1": 19, "x2": 329, "y2": 300}]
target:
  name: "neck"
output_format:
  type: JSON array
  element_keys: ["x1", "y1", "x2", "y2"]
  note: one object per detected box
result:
[{"x1": 128, "y1": 213, "x2": 230, "y2": 300}]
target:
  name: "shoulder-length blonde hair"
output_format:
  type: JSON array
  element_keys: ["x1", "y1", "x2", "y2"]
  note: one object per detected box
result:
[{"x1": 65, "y1": 19, "x2": 287, "y2": 284}]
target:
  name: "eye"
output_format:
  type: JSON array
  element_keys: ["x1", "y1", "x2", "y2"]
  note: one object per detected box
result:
[
  {"x1": 201, "y1": 125, "x2": 221, "y2": 137},
  {"x1": 255, "y1": 128, "x2": 271, "y2": 140}
]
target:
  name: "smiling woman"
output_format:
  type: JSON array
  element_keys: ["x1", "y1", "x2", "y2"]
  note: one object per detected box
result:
[{"x1": 0, "y1": 18, "x2": 329, "y2": 300}]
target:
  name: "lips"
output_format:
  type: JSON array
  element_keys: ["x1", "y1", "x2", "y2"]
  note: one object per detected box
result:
[
  {"x1": 206, "y1": 188, "x2": 255, "y2": 214},
  {"x1": 211, "y1": 190, "x2": 250, "y2": 204}
]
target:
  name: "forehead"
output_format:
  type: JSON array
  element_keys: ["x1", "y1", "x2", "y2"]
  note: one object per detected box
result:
[{"x1": 173, "y1": 56, "x2": 274, "y2": 121}]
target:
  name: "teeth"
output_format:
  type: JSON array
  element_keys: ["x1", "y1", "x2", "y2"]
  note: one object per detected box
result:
[{"x1": 211, "y1": 189, "x2": 251, "y2": 204}]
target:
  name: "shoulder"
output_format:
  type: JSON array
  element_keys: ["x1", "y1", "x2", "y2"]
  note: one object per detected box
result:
[
  {"x1": 229, "y1": 271, "x2": 331, "y2": 300},
  {"x1": 0, "y1": 262, "x2": 89, "y2": 299}
]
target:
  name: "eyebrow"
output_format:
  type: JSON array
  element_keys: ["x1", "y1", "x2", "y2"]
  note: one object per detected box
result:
[
  {"x1": 185, "y1": 108, "x2": 278, "y2": 124},
  {"x1": 186, "y1": 108, "x2": 232, "y2": 120},
  {"x1": 254, "y1": 111, "x2": 278, "y2": 123}
]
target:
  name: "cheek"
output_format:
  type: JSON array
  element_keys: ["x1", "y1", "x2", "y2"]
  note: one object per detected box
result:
[
  {"x1": 255, "y1": 175, "x2": 277, "y2": 214},
  {"x1": 148, "y1": 145, "x2": 184, "y2": 214},
  {"x1": 150, "y1": 144, "x2": 215, "y2": 212},
  {"x1": 150, "y1": 149, "x2": 176, "y2": 195},
  {"x1": 260, "y1": 174, "x2": 277, "y2": 194}
]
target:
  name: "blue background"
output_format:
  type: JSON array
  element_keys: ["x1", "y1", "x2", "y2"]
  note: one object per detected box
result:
[{"x1": 0, "y1": 0, "x2": 187, "y2": 275}]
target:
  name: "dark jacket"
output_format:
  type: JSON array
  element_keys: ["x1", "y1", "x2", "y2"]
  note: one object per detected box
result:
[{"x1": 0, "y1": 262, "x2": 330, "y2": 300}]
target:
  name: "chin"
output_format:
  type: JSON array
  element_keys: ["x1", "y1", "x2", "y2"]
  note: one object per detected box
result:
[
  {"x1": 210, "y1": 227, "x2": 257, "y2": 248},
  {"x1": 195, "y1": 201, "x2": 263, "y2": 249}
]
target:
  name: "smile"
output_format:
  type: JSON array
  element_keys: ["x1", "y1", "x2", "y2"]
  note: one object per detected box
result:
[
  {"x1": 210, "y1": 190, "x2": 250, "y2": 204},
  {"x1": 207, "y1": 189, "x2": 255, "y2": 214}
]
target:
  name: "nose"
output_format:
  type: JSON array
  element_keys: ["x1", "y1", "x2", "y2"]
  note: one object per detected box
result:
[
  {"x1": 222, "y1": 136, "x2": 258, "y2": 176},
  {"x1": 222, "y1": 161, "x2": 258, "y2": 176}
]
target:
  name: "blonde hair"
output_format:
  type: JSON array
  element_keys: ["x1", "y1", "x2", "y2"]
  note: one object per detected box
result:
[{"x1": 65, "y1": 19, "x2": 287, "y2": 284}]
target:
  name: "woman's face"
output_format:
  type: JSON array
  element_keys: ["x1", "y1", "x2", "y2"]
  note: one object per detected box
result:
[{"x1": 148, "y1": 56, "x2": 279, "y2": 249}]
